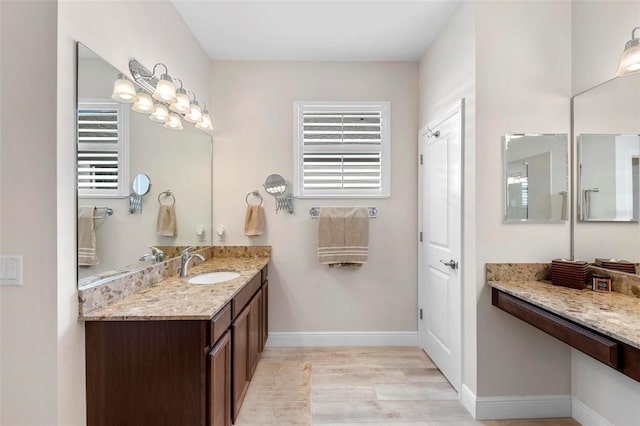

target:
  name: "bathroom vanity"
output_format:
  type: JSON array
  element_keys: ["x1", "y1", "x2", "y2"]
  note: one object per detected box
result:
[
  {"x1": 486, "y1": 263, "x2": 640, "y2": 383},
  {"x1": 80, "y1": 249, "x2": 270, "y2": 426}
]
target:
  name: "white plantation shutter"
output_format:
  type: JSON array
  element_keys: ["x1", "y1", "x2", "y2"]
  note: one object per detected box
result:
[
  {"x1": 77, "y1": 100, "x2": 129, "y2": 198},
  {"x1": 294, "y1": 102, "x2": 390, "y2": 198}
]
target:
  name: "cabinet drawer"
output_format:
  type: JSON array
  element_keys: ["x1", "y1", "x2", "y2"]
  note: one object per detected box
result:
[
  {"x1": 211, "y1": 303, "x2": 231, "y2": 346},
  {"x1": 492, "y1": 288, "x2": 619, "y2": 368},
  {"x1": 261, "y1": 264, "x2": 268, "y2": 283},
  {"x1": 232, "y1": 273, "x2": 261, "y2": 319}
]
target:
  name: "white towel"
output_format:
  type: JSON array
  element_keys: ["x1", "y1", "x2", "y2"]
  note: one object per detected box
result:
[
  {"x1": 78, "y1": 207, "x2": 98, "y2": 266},
  {"x1": 317, "y1": 207, "x2": 369, "y2": 267}
]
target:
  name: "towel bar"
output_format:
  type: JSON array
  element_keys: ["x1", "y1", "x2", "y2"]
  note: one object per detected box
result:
[
  {"x1": 82, "y1": 206, "x2": 113, "y2": 219},
  {"x1": 309, "y1": 207, "x2": 377, "y2": 218}
]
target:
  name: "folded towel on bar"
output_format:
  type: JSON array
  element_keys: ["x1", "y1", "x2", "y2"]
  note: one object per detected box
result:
[
  {"x1": 157, "y1": 204, "x2": 177, "y2": 237},
  {"x1": 78, "y1": 207, "x2": 98, "y2": 266},
  {"x1": 317, "y1": 207, "x2": 369, "y2": 267},
  {"x1": 244, "y1": 204, "x2": 265, "y2": 236}
]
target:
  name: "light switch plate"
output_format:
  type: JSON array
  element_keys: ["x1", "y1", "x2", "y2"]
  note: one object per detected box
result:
[{"x1": 0, "y1": 255, "x2": 23, "y2": 286}]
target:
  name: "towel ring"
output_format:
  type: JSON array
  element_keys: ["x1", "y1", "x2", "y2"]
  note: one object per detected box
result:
[
  {"x1": 158, "y1": 190, "x2": 175, "y2": 206},
  {"x1": 246, "y1": 190, "x2": 263, "y2": 206}
]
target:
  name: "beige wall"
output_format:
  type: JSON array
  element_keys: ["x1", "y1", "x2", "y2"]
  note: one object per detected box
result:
[
  {"x1": 419, "y1": 0, "x2": 477, "y2": 394},
  {"x1": 1, "y1": 1, "x2": 59, "y2": 424},
  {"x1": 210, "y1": 61, "x2": 418, "y2": 334},
  {"x1": 571, "y1": 2, "x2": 640, "y2": 424},
  {"x1": 57, "y1": 1, "x2": 211, "y2": 424},
  {"x1": 475, "y1": 0, "x2": 573, "y2": 398}
]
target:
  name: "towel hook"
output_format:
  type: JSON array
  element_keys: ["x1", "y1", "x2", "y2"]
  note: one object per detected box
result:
[
  {"x1": 158, "y1": 190, "x2": 175, "y2": 206},
  {"x1": 246, "y1": 190, "x2": 263, "y2": 206}
]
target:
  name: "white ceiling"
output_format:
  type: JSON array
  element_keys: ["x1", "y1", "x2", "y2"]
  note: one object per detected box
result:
[{"x1": 171, "y1": 0, "x2": 461, "y2": 62}]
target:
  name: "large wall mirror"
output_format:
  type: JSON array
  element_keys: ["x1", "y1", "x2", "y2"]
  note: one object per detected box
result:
[
  {"x1": 76, "y1": 43, "x2": 212, "y2": 287},
  {"x1": 503, "y1": 134, "x2": 569, "y2": 222},
  {"x1": 573, "y1": 72, "x2": 640, "y2": 261}
]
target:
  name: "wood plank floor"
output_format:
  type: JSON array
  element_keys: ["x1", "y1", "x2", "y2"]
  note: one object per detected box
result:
[{"x1": 247, "y1": 346, "x2": 580, "y2": 425}]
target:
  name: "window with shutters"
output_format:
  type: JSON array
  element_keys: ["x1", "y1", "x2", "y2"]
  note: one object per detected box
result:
[
  {"x1": 293, "y1": 102, "x2": 390, "y2": 198},
  {"x1": 77, "y1": 100, "x2": 130, "y2": 198}
]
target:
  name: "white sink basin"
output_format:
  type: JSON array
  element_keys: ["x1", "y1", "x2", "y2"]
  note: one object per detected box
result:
[{"x1": 188, "y1": 271, "x2": 240, "y2": 284}]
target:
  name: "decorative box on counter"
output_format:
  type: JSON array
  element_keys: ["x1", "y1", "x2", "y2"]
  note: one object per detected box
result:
[
  {"x1": 594, "y1": 258, "x2": 637, "y2": 274},
  {"x1": 551, "y1": 259, "x2": 591, "y2": 289}
]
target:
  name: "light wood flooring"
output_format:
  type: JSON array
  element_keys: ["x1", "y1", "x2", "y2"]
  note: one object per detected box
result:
[{"x1": 245, "y1": 346, "x2": 580, "y2": 425}]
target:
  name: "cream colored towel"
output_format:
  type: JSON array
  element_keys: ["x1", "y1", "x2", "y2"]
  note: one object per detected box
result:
[
  {"x1": 317, "y1": 207, "x2": 369, "y2": 267},
  {"x1": 78, "y1": 207, "x2": 98, "y2": 266},
  {"x1": 244, "y1": 204, "x2": 264, "y2": 236},
  {"x1": 157, "y1": 204, "x2": 177, "y2": 237}
]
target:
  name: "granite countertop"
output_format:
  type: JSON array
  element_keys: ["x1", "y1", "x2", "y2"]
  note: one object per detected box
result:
[
  {"x1": 488, "y1": 279, "x2": 640, "y2": 349},
  {"x1": 81, "y1": 256, "x2": 270, "y2": 321}
]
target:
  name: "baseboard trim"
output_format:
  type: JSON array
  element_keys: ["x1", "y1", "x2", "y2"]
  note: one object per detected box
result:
[
  {"x1": 572, "y1": 397, "x2": 613, "y2": 426},
  {"x1": 460, "y1": 384, "x2": 477, "y2": 418},
  {"x1": 459, "y1": 385, "x2": 571, "y2": 420},
  {"x1": 265, "y1": 331, "x2": 418, "y2": 347}
]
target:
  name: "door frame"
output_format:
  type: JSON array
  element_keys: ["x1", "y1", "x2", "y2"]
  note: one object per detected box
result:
[{"x1": 417, "y1": 99, "x2": 465, "y2": 392}]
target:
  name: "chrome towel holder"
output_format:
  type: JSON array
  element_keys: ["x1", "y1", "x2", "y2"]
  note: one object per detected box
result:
[
  {"x1": 246, "y1": 190, "x2": 263, "y2": 206},
  {"x1": 158, "y1": 190, "x2": 175, "y2": 206}
]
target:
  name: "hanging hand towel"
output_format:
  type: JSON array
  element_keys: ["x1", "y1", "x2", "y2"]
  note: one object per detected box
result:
[
  {"x1": 244, "y1": 204, "x2": 264, "y2": 236},
  {"x1": 78, "y1": 207, "x2": 99, "y2": 266},
  {"x1": 157, "y1": 204, "x2": 177, "y2": 236},
  {"x1": 317, "y1": 207, "x2": 369, "y2": 267}
]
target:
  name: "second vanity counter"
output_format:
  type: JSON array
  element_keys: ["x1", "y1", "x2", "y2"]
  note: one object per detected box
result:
[
  {"x1": 487, "y1": 263, "x2": 640, "y2": 383},
  {"x1": 81, "y1": 255, "x2": 270, "y2": 321},
  {"x1": 488, "y1": 278, "x2": 640, "y2": 350}
]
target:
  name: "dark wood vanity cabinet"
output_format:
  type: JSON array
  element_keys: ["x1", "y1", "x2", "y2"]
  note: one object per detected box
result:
[{"x1": 85, "y1": 265, "x2": 269, "y2": 426}]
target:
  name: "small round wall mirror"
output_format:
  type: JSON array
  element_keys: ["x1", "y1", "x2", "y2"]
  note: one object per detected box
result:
[
  {"x1": 132, "y1": 173, "x2": 151, "y2": 195},
  {"x1": 263, "y1": 174, "x2": 287, "y2": 196}
]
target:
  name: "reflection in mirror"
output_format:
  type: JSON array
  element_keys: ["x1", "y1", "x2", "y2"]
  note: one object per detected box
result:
[
  {"x1": 572, "y1": 73, "x2": 640, "y2": 262},
  {"x1": 132, "y1": 173, "x2": 151, "y2": 195},
  {"x1": 77, "y1": 43, "x2": 212, "y2": 286},
  {"x1": 578, "y1": 134, "x2": 640, "y2": 221},
  {"x1": 263, "y1": 174, "x2": 287, "y2": 196},
  {"x1": 503, "y1": 134, "x2": 568, "y2": 222}
]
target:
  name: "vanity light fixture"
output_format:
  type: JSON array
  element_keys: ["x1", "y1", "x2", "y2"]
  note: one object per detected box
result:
[
  {"x1": 170, "y1": 79, "x2": 190, "y2": 114},
  {"x1": 111, "y1": 74, "x2": 138, "y2": 103},
  {"x1": 616, "y1": 26, "x2": 640, "y2": 76},
  {"x1": 184, "y1": 92, "x2": 203, "y2": 123},
  {"x1": 131, "y1": 91, "x2": 154, "y2": 113},
  {"x1": 149, "y1": 102, "x2": 170, "y2": 123},
  {"x1": 195, "y1": 103, "x2": 214, "y2": 131},
  {"x1": 163, "y1": 112, "x2": 184, "y2": 130},
  {"x1": 124, "y1": 58, "x2": 213, "y2": 133}
]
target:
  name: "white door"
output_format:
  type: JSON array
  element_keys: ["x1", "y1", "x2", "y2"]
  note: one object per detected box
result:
[{"x1": 418, "y1": 100, "x2": 463, "y2": 392}]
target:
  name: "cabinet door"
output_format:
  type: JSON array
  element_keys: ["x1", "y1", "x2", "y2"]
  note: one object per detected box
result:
[
  {"x1": 209, "y1": 330, "x2": 231, "y2": 426},
  {"x1": 232, "y1": 306, "x2": 250, "y2": 423},
  {"x1": 261, "y1": 279, "x2": 269, "y2": 352},
  {"x1": 248, "y1": 288, "x2": 262, "y2": 379}
]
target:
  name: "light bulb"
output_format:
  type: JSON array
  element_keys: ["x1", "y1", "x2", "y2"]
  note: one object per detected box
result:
[
  {"x1": 196, "y1": 112, "x2": 214, "y2": 131},
  {"x1": 170, "y1": 88, "x2": 190, "y2": 114},
  {"x1": 152, "y1": 74, "x2": 177, "y2": 103},
  {"x1": 163, "y1": 113, "x2": 183, "y2": 130},
  {"x1": 184, "y1": 100, "x2": 203, "y2": 123},
  {"x1": 131, "y1": 91, "x2": 154, "y2": 113},
  {"x1": 111, "y1": 74, "x2": 137, "y2": 103},
  {"x1": 149, "y1": 102, "x2": 169, "y2": 123}
]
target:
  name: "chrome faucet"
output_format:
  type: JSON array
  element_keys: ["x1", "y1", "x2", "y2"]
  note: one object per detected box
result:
[
  {"x1": 139, "y1": 246, "x2": 165, "y2": 263},
  {"x1": 180, "y1": 246, "x2": 204, "y2": 277}
]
